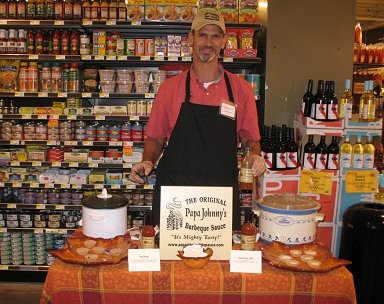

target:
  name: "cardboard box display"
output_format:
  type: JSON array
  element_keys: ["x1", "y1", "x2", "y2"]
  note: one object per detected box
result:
[
  {"x1": 219, "y1": 0, "x2": 238, "y2": 23},
  {"x1": 238, "y1": 0, "x2": 258, "y2": 23},
  {"x1": 257, "y1": 175, "x2": 299, "y2": 200},
  {"x1": 316, "y1": 224, "x2": 335, "y2": 253},
  {"x1": 294, "y1": 113, "x2": 344, "y2": 131},
  {"x1": 89, "y1": 169, "x2": 107, "y2": 184},
  {"x1": 264, "y1": 167, "x2": 301, "y2": 177},
  {"x1": 344, "y1": 115, "x2": 383, "y2": 130},
  {"x1": 0, "y1": 168, "x2": 8, "y2": 181},
  {"x1": 0, "y1": 151, "x2": 11, "y2": 162},
  {"x1": 127, "y1": 0, "x2": 145, "y2": 21}
]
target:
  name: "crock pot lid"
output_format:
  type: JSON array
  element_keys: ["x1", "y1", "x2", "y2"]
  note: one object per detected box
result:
[
  {"x1": 261, "y1": 193, "x2": 321, "y2": 210},
  {"x1": 83, "y1": 188, "x2": 127, "y2": 209}
]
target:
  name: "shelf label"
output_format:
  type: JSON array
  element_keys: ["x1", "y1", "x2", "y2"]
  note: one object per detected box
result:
[
  {"x1": 81, "y1": 55, "x2": 92, "y2": 60},
  {"x1": 51, "y1": 115, "x2": 59, "y2": 119},
  {"x1": 145, "y1": 93, "x2": 155, "y2": 99},
  {"x1": 88, "y1": 162, "x2": 97, "y2": 168},
  {"x1": 106, "y1": 55, "x2": 116, "y2": 60},
  {"x1": 37, "y1": 114, "x2": 48, "y2": 119},
  {"x1": 131, "y1": 20, "x2": 141, "y2": 25},
  {"x1": 55, "y1": 205, "x2": 65, "y2": 210},
  {"x1": 23, "y1": 114, "x2": 32, "y2": 119},
  {"x1": 60, "y1": 183, "x2": 70, "y2": 188},
  {"x1": 117, "y1": 55, "x2": 128, "y2": 61},
  {"x1": 99, "y1": 93, "x2": 109, "y2": 98},
  {"x1": 15, "y1": 92, "x2": 24, "y2": 97},
  {"x1": 46, "y1": 228, "x2": 67, "y2": 234},
  {"x1": 7, "y1": 204, "x2": 16, "y2": 209},
  {"x1": 299, "y1": 170, "x2": 333, "y2": 195},
  {"x1": 106, "y1": 20, "x2": 116, "y2": 26},
  {"x1": 55, "y1": 55, "x2": 66, "y2": 60},
  {"x1": 82, "y1": 92, "x2": 92, "y2": 98},
  {"x1": 67, "y1": 114, "x2": 76, "y2": 120},
  {"x1": 38, "y1": 92, "x2": 48, "y2": 97},
  {"x1": 111, "y1": 184, "x2": 120, "y2": 189},
  {"x1": 182, "y1": 56, "x2": 192, "y2": 61},
  {"x1": 82, "y1": 20, "x2": 93, "y2": 25},
  {"x1": 31, "y1": 161, "x2": 42, "y2": 167},
  {"x1": 12, "y1": 182, "x2": 21, "y2": 187},
  {"x1": 30, "y1": 20, "x2": 40, "y2": 25},
  {"x1": 45, "y1": 183, "x2": 54, "y2": 188},
  {"x1": 154, "y1": 55, "x2": 165, "y2": 61},
  {"x1": 109, "y1": 141, "x2": 122, "y2": 146},
  {"x1": 28, "y1": 54, "x2": 39, "y2": 60},
  {"x1": 58, "y1": 93, "x2": 67, "y2": 98},
  {"x1": 0, "y1": 20, "x2": 7, "y2": 25},
  {"x1": 123, "y1": 163, "x2": 131, "y2": 168},
  {"x1": 223, "y1": 57, "x2": 234, "y2": 62},
  {"x1": 140, "y1": 56, "x2": 150, "y2": 61},
  {"x1": 30, "y1": 182, "x2": 39, "y2": 188},
  {"x1": 0, "y1": 114, "x2": 2, "y2": 119},
  {"x1": 144, "y1": 184, "x2": 154, "y2": 189},
  {"x1": 168, "y1": 56, "x2": 178, "y2": 61},
  {"x1": 36, "y1": 204, "x2": 46, "y2": 209},
  {"x1": 345, "y1": 170, "x2": 378, "y2": 193},
  {"x1": 68, "y1": 162, "x2": 79, "y2": 167},
  {"x1": 0, "y1": 265, "x2": 8, "y2": 270},
  {"x1": 0, "y1": 228, "x2": 7, "y2": 233},
  {"x1": 11, "y1": 161, "x2": 20, "y2": 166},
  {"x1": 51, "y1": 162, "x2": 61, "y2": 167},
  {"x1": 64, "y1": 141, "x2": 78, "y2": 146},
  {"x1": 123, "y1": 141, "x2": 133, "y2": 147},
  {"x1": 82, "y1": 141, "x2": 93, "y2": 146},
  {"x1": 0, "y1": 182, "x2": 4, "y2": 187},
  {"x1": 34, "y1": 229, "x2": 44, "y2": 234},
  {"x1": 94, "y1": 55, "x2": 104, "y2": 60},
  {"x1": 54, "y1": 20, "x2": 65, "y2": 25},
  {"x1": 72, "y1": 184, "x2": 82, "y2": 189},
  {"x1": 10, "y1": 140, "x2": 19, "y2": 145},
  {"x1": 95, "y1": 115, "x2": 106, "y2": 120},
  {"x1": 129, "y1": 115, "x2": 139, "y2": 120},
  {"x1": 94, "y1": 184, "x2": 103, "y2": 189},
  {"x1": 47, "y1": 140, "x2": 58, "y2": 145}
]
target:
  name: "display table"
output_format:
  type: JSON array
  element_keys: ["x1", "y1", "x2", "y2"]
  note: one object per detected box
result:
[{"x1": 40, "y1": 256, "x2": 357, "y2": 304}]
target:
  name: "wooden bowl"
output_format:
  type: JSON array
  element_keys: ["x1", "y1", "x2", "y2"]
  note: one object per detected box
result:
[{"x1": 176, "y1": 247, "x2": 213, "y2": 269}]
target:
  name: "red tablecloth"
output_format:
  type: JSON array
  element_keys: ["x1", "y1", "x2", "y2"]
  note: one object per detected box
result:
[{"x1": 41, "y1": 256, "x2": 356, "y2": 304}]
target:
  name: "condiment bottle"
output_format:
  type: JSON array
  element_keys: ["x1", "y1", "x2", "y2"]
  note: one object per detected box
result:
[
  {"x1": 72, "y1": 0, "x2": 82, "y2": 19},
  {"x1": 61, "y1": 29, "x2": 69, "y2": 55},
  {"x1": 238, "y1": 146, "x2": 254, "y2": 190},
  {"x1": 52, "y1": 29, "x2": 60, "y2": 55},
  {"x1": 240, "y1": 211, "x2": 256, "y2": 250},
  {"x1": 35, "y1": 29, "x2": 43, "y2": 54},
  {"x1": 26, "y1": 29, "x2": 35, "y2": 54},
  {"x1": 141, "y1": 211, "x2": 155, "y2": 249},
  {"x1": 82, "y1": 0, "x2": 91, "y2": 20}
]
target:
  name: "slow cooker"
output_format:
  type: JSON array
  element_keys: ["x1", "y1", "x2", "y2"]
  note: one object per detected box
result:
[{"x1": 254, "y1": 193, "x2": 324, "y2": 245}]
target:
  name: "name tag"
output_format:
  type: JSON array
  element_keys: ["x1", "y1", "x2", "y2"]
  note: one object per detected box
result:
[{"x1": 220, "y1": 100, "x2": 236, "y2": 120}]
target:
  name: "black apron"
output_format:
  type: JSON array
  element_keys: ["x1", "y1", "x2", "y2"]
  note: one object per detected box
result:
[{"x1": 153, "y1": 70, "x2": 240, "y2": 230}]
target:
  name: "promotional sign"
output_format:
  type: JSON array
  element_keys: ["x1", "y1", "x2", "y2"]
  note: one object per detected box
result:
[
  {"x1": 345, "y1": 170, "x2": 378, "y2": 193},
  {"x1": 299, "y1": 170, "x2": 333, "y2": 195},
  {"x1": 159, "y1": 186, "x2": 233, "y2": 260}
]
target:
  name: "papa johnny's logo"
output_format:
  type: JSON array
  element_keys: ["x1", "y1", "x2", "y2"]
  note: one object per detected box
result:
[{"x1": 166, "y1": 197, "x2": 183, "y2": 230}]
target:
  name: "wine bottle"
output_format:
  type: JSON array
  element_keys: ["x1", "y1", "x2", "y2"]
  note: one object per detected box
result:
[
  {"x1": 302, "y1": 79, "x2": 314, "y2": 117},
  {"x1": 275, "y1": 127, "x2": 287, "y2": 170},
  {"x1": 326, "y1": 80, "x2": 338, "y2": 121},
  {"x1": 262, "y1": 127, "x2": 275, "y2": 170},
  {"x1": 286, "y1": 128, "x2": 298, "y2": 169},
  {"x1": 238, "y1": 147, "x2": 254, "y2": 190},
  {"x1": 141, "y1": 211, "x2": 155, "y2": 249},
  {"x1": 352, "y1": 136, "x2": 364, "y2": 169},
  {"x1": 312, "y1": 80, "x2": 327, "y2": 121},
  {"x1": 339, "y1": 79, "x2": 353, "y2": 119},
  {"x1": 340, "y1": 136, "x2": 353, "y2": 168},
  {"x1": 363, "y1": 135, "x2": 375, "y2": 169},
  {"x1": 326, "y1": 136, "x2": 339, "y2": 170},
  {"x1": 315, "y1": 135, "x2": 328, "y2": 170},
  {"x1": 302, "y1": 135, "x2": 316, "y2": 169},
  {"x1": 240, "y1": 211, "x2": 256, "y2": 251}
]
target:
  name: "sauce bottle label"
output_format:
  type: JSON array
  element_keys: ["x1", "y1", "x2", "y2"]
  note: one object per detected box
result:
[
  {"x1": 141, "y1": 236, "x2": 155, "y2": 249},
  {"x1": 240, "y1": 235, "x2": 255, "y2": 250}
]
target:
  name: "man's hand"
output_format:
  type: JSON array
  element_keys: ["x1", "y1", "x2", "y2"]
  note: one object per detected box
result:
[
  {"x1": 129, "y1": 161, "x2": 154, "y2": 184},
  {"x1": 252, "y1": 155, "x2": 266, "y2": 177}
]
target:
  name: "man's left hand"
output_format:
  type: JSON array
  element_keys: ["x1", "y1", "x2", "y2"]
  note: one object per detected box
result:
[{"x1": 252, "y1": 155, "x2": 266, "y2": 177}]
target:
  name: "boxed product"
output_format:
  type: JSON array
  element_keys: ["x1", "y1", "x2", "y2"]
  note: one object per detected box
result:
[
  {"x1": 198, "y1": 0, "x2": 218, "y2": 12},
  {"x1": 179, "y1": 0, "x2": 198, "y2": 21},
  {"x1": 110, "y1": 106, "x2": 128, "y2": 115},
  {"x1": 145, "y1": 0, "x2": 164, "y2": 21},
  {"x1": 88, "y1": 150, "x2": 105, "y2": 163},
  {"x1": 28, "y1": 151, "x2": 46, "y2": 161},
  {"x1": 93, "y1": 31, "x2": 107, "y2": 56},
  {"x1": 238, "y1": 0, "x2": 258, "y2": 23},
  {"x1": 127, "y1": 0, "x2": 145, "y2": 21},
  {"x1": 70, "y1": 170, "x2": 90, "y2": 185},
  {"x1": 167, "y1": 35, "x2": 181, "y2": 57},
  {"x1": 94, "y1": 106, "x2": 111, "y2": 115},
  {"x1": 89, "y1": 169, "x2": 107, "y2": 184},
  {"x1": 163, "y1": 0, "x2": 180, "y2": 21},
  {"x1": 105, "y1": 149, "x2": 123, "y2": 163},
  {"x1": 219, "y1": 0, "x2": 238, "y2": 23},
  {"x1": 106, "y1": 169, "x2": 123, "y2": 184},
  {"x1": 64, "y1": 150, "x2": 89, "y2": 162},
  {"x1": 154, "y1": 36, "x2": 168, "y2": 56},
  {"x1": 0, "y1": 150, "x2": 11, "y2": 162}
]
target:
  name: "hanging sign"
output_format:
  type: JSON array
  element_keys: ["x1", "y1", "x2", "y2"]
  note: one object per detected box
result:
[
  {"x1": 345, "y1": 170, "x2": 378, "y2": 193},
  {"x1": 299, "y1": 170, "x2": 333, "y2": 195},
  {"x1": 160, "y1": 186, "x2": 233, "y2": 260}
]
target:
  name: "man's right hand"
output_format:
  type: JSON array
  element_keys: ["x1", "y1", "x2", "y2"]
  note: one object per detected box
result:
[{"x1": 129, "y1": 161, "x2": 154, "y2": 184}]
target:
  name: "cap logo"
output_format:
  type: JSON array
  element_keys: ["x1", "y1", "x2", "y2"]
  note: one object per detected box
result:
[{"x1": 204, "y1": 12, "x2": 220, "y2": 21}]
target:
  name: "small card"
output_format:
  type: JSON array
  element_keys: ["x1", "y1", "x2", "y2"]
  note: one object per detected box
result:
[
  {"x1": 128, "y1": 249, "x2": 161, "y2": 272},
  {"x1": 230, "y1": 250, "x2": 262, "y2": 273},
  {"x1": 220, "y1": 99, "x2": 236, "y2": 120}
]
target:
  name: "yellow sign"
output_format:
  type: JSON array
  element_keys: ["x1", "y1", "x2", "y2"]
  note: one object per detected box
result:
[
  {"x1": 345, "y1": 170, "x2": 378, "y2": 193},
  {"x1": 299, "y1": 170, "x2": 333, "y2": 195}
]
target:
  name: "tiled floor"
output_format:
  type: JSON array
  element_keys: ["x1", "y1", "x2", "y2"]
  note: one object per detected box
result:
[{"x1": 0, "y1": 282, "x2": 44, "y2": 304}]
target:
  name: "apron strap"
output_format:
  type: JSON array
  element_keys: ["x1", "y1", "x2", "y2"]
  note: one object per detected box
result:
[{"x1": 224, "y1": 72, "x2": 235, "y2": 103}]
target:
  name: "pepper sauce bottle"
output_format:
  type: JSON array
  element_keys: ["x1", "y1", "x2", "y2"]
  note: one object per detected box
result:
[
  {"x1": 141, "y1": 211, "x2": 155, "y2": 249},
  {"x1": 240, "y1": 211, "x2": 256, "y2": 250}
]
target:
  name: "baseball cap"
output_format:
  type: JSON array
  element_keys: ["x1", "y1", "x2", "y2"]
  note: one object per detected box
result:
[{"x1": 191, "y1": 11, "x2": 226, "y2": 33}]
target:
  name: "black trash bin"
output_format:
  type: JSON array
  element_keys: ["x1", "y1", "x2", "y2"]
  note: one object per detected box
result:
[{"x1": 339, "y1": 203, "x2": 384, "y2": 304}]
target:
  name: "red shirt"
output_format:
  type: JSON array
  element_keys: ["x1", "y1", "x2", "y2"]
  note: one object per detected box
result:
[{"x1": 146, "y1": 68, "x2": 261, "y2": 142}]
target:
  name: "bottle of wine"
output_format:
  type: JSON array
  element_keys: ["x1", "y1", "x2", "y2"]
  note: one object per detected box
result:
[
  {"x1": 326, "y1": 136, "x2": 339, "y2": 170},
  {"x1": 363, "y1": 135, "x2": 375, "y2": 169},
  {"x1": 352, "y1": 136, "x2": 364, "y2": 169},
  {"x1": 238, "y1": 147, "x2": 254, "y2": 190},
  {"x1": 302, "y1": 79, "x2": 314, "y2": 117},
  {"x1": 358, "y1": 81, "x2": 368, "y2": 120},
  {"x1": 326, "y1": 80, "x2": 338, "y2": 121},
  {"x1": 339, "y1": 79, "x2": 353, "y2": 119},
  {"x1": 240, "y1": 211, "x2": 256, "y2": 251},
  {"x1": 302, "y1": 135, "x2": 316, "y2": 169},
  {"x1": 312, "y1": 80, "x2": 327, "y2": 121},
  {"x1": 262, "y1": 127, "x2": 275, "y2": 170},
  {"x1": 141, "y1": 211, "x2": 155, "y2": 249},
  {"x1": 275, "y1": 127, "x2": 287, "y2": 170},
  {"x1": 340, "y1": 136, "x2": 353, "y2": 168},
  {"x1": 359, "y1": 80, "x2": 376, "y2": 121},
  {"x1": 315, "y1": 135, "x2": 328, "y2": 169},
  {"x1": 286, "y1": 128, "x2": 298, "y2": 169}
]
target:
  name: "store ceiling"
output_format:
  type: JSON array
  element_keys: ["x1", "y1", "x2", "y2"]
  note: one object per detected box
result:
[{"x1": 356, "y1": 0, "x2": 384, "y2": 31}]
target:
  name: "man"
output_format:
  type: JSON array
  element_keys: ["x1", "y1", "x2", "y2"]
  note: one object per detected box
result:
[{"x1": 130, "y1": 11, "x2": 265, "y2": 230}]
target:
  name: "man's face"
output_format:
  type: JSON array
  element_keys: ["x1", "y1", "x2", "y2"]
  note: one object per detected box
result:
[{"x1": 189, "y1": 25, "x2": 227, "y2": 63}]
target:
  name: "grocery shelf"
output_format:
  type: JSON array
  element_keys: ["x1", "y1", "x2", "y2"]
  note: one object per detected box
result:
[
  {"x1": 0, "y1": 265, "x2": 50, "y2": 272},
  {"x1": 0, "y1": 54, "x2": 81, "y2": 62},
  {"x1": 0, "y1": 139, "x2": 144, "y2": 147},
  {"x1": 0, "y1": 91, "x2": 153, "y2": 99},
  {"x1": 0, "y1": 114, "x2": 148, "y2": 121},
  {"x1": 7, "y1": 161, "x2": 134, "y2": 169},
  {"x1": 0, "y1": 227, "x2": 75, "y2": 234},
  {"x1": 0, "y1": 182, "x2": 154, "y2": 190},
  {"x1": 0, "y1": 19, "x2": 82, "y2": 28}
]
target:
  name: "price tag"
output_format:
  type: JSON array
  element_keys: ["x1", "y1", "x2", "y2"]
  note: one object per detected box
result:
[
  {"x1": 0, "y1": 114, "x2": 2, "y2": 119},
  {"x1": 59, "y1": 184, "x2": 69, "y2": 188},
  {"x1": 82, "y1": 141, "x2": 93, "y2": 146},
  {"x1": 106, "y1": 20, "x2": 116, "y2": 26},
  {"x1": 95, "y1": 115, "x2": 106, "y2": 120},
  {"x1": 0, "y1": 265, "x2": 8, "y2": 270},
  {"x1": 55, "y1": 205, "x2": 65, "y2": 210},
  {"x1": 123, "y1": 141, "x2": 133, "y2": 147},
  {"x1": 36, "y1": 204, "x2": 46, "y2": 209},
  {"x1": 81, "y1": 55, "x2": 92, "y2": 60},
  {"x1": 11, "y1": 161, "x2": 20, "y2": 166},
  {"x1": 10, "y1": 140, "x2": 19, "y2": 145},
  {"x1": 106, "y1": 55, "x2": 116, "y2": 60},
  {"x1": 31, "y1": 161, "x2": 42, "y2": 166},
  {"x1": 54, "y1": 20, "x2": 65, "y2": 25},
  {"x1": 51, "y1": 162, "x2": 61, "y2": 167},
  {"x1": 111, "y1": 184, "x2": 120, "y2": 189},
  {"x1": 58, "y1": 229, "x2": 68, "y2": 234},
  {"x1": 94, "y1": 55, "x2": 104, "y2": 60},
  {"x1": 82, "y1": 20, "x2": 93, "y2": 25},
  {"x1": 38, "y1": 92, "x2": 48, "y2": 97},
  {"x1": 131, "y1": 20, "x2": 141, "y2": 25},
  {"x1": 28, "y1": 54, "x2": 39, "y2": 60},
  {"x1": 182, "y1": 56, "x2": 192, "y2": 61},
  {"x1": 99, "y1": 93, "x2": 109, "y2": 98},
  {"x1": 55, "y1": 55, "x2": 66, "y2": 60},
  {"x1": 64, "y1": 141, "x2": 78, "y2": 146},
  {"x1": 30, "y1": 182, "x2": 39, "y2": 188},
  {"x1": 69, "y1": 162, "x2": 79, "y2": 167},
  {"x1": 144, "y1": 184, "x2": 154, "y2": 189},
  {"x1": 129, "y1": 115, "x2": 139, "y2": 120},
  {"x1": 30, "y1": 20, "x2": 40, "y2": 25},
  {"x1": 15, "y1": 92, "x2": 24, "y2": 97},
  {"x1": 34, "y1": 229, "x2": 44, "y2": 234},
  {"x1": 0, "y1": 182, "x2": 4, "y2": 187},
  {"x1": 223, "y1": 57, "x2": 234, "y2": 62},
  {"x1": 37, "y1": 114, "x2": 48, "y2": 119},
  {"x1": 58, "y1": 92, "x2": 67, "y2": 98},
  {"x1": 67, "y1": 115, "x2": 76, "y2": 120},
  {"x1": 72, "y1": 184, "x2": 82, "y2": 189},
  {"x1": 299, "y1": 170, "x2": 333, "y2": 195},
  {"x1": 145, "y1": 93, "x2": 155, "y2": 99},
  {"x1": 0, "y1": 228, "x2": 7, "y2": 233},
  {"x1": 7, "y1": 204, "x2": 16, "y2": 209},
  {"x1": 51, "y1": 115, "x2": 59, "y2": 119},
  {"x1": 125, "y1": 184, "x2": 136, "y2": 189},
  {"x1": 168, "y1": 56, "x2": 178, "y2": 61},
  {"x1": 140, "y1": 56, "x2": 150, "y2": 61},
  {"x1": 45, "y1": 183, "x2": 54, "y2": 188},
  {"x1": 123, "y1": 163, "x2": 131, "y2": 168},
  {"x1": 12, "y1": 182, "x2": 21, "y2": 187},
  {"x1": 88, "y1": 162, "x2": 97, "y2": 168},
  {"x1": 82, "y1": 92, "x2": 92, "y2": 98},
  {"x1": 47, "y1": 140, "x2": 57, "y2": 145},
  {"x1": 117, "y1": 55, "x2": 128, "y2": 61},
  {"x1": 154, "y1": 55, "x2": 165, "y2": 61},
  {"x1": 94, "y1": 184, "x2": 103, "y2": 189},
  {"x1": 109, "y1": 141, "x2": 122, "y2": 146},
  {"x1": 0, "y1": 20, "x2": 7, "y2": 25},
  {"x1": 345, "y1": 170, "x2": 378, "y2": 193},
  {"x1": 46, "y1": 229, "x2": 59, "y2": 234}
]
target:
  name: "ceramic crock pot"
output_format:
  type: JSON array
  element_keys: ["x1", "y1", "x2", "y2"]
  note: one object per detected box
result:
[
  {"x1": 82, "y1": 188, "x2": 128, "y2": 239},
  {"x1": 254, "y1": 193, "x2": 324, "y2": 245}
]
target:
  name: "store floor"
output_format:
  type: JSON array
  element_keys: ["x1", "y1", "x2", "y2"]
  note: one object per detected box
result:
[{"x1": 0, "y1": 282, "x2": 43, "y2": 304}]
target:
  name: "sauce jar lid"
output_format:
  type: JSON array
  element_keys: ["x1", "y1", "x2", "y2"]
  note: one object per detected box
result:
[
  {"x1": 260, "y1": 193, "x2": 320, "y2": 211},
  {"x1": 83, "y1": 188, "x2": 127, "y2": 209}
]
